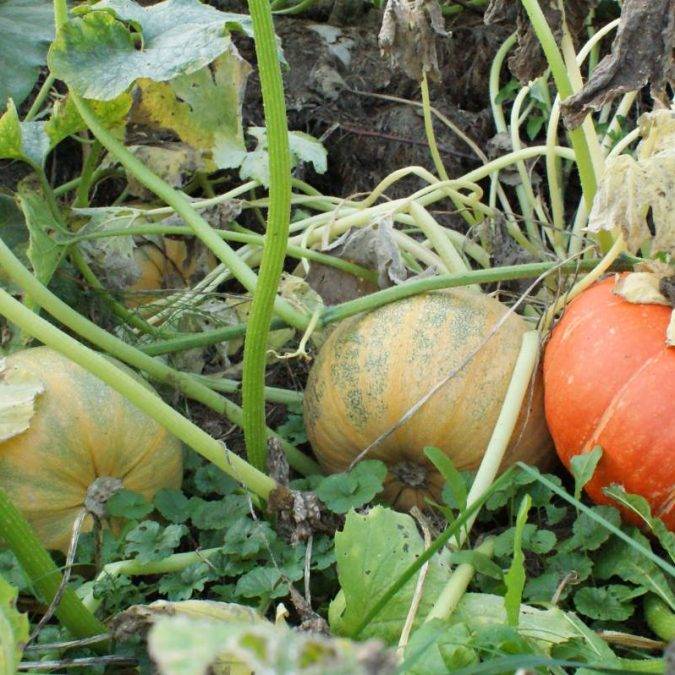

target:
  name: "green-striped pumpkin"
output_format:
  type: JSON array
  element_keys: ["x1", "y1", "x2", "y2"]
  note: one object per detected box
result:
[{"x1": 304, "y1": 291, "x2": 552, "y2": 510}]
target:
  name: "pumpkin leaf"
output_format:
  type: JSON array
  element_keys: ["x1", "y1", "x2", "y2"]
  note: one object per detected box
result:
[
  {"x1": 0, "y1": 100, "x2": 49, "y2": 167},
  {"x1": 0, "y1": 574, "x2": 29, "y2": 674},
  {"x1": 44, "y1": 93, "x2": 132, "y2": 148},
  {"x1": 587, "y1": 110, "x2": 674, "y2": 256},
  {"x1": 569, "y1": 446, "x2": 603, "y2": 502},
  {"x1": 48, "y1": 0, "x2": 253, "y2": 101},
  {"x1": 238, "y1": 128, "x2": 327, "y2": 186},
  {"x1": 124, "y1": 143, "x2": 204, "y2": 198},
  {"x1": 613, "y1": 272, "x2": 671, "y2": 307},
  {"x1": 147, "y1": 614, "x2": 392, "y2": 675},
  {"x1": 17, "y1": 186, "x2": 69, "y2": 287},
  {"x1": 0, "y1": 0, "x2": 54, "y2": 110},
  {"x1": 315, "y1": 460, "x2": 387, "y2": 514},
  {"x1": 0, "y1": 95, "x2": 129, "y2": 166},
  {"x1": 0, "y1": 357, "x2": 44, "y2": 442},
  {"x1": 561, "y1": 0, "x2": 673, "y2": 129},
  {"x1": 329, "y1": 505, "x2": 453, "y2": 644},
  {"x1": 75, "y1": 209, "x2": 142, "y2": 290},
  {"x1": 133, "y1": 51, "x2": 250, "y2": 171},
  {"x1": 503, "y1": 495, "x2": 530, "y2": 626}
]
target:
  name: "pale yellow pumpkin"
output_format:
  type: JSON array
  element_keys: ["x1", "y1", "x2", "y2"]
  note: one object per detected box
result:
[
  {"x1": 303, "y1": 291, "x2": 552, "y2": 510},
  {"x1": 0, "y1": 347, "x2": 183, "y2": 551}
]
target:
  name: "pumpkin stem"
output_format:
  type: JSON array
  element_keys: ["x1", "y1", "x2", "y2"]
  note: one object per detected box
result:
[{"x1": 391, "y1": 461, "x2": 428, "y2": 489}]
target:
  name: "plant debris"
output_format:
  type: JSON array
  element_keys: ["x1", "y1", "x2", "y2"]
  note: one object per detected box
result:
[{"x1": 562, "y1": 0, "x2": 675, "y2": 128}]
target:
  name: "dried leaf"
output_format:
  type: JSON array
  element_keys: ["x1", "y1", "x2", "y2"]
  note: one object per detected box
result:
[
  {"x1": 278, "y1": 273, "x2": 324, "y2": 315},
  {"x1": 302, "y1": 262, "x2": 378, "y2": 306},
  {"x1": 77, "y1": 211, "x2": 142, "y2": 290},
  {"x1": 562, "y1": 0, "x2": 674, "y2": 128},
  {"x1": 667, "y1": 310, "x2": 675, "y2": 347},
  {"x1": 378, "y1": 0, "x2": 447, "y2": 81},
  {"x1": 613, "y1": 273, "x2": 671, "y2": 306},
  {"x1": 326, "y1": 218, "x2": 407, "y2": 287},
  {"x1": 587, "y1": 110, "x2": 675, "y2": 255},
  {"x1": 0, "y1": 357, "x2": 44, "y2": 442},
  {"x1": 125, "y1": 143, "x2": 204, "y2": 199}
]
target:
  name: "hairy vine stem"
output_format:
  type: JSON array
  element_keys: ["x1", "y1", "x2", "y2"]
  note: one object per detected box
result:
[{"x1": 241, "y1": 0, "x2": 294, "y2": 471}]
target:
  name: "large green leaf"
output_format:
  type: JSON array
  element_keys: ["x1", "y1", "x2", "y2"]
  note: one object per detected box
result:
[
  {"x1": 0, "y1": 574, "x2": 29, "y2": 675},
  {"x1": 48, "y1": 0, "x2": 253, "y2": 100},
  {"x1": 0, "y1": 0, "x2": 54, "y2": 109},
  {"x1": 328, "y1": 506, "x2": 453, "y2": 644}
]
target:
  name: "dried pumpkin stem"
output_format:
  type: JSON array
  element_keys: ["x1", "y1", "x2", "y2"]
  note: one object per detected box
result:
[
  {"x1": 0, "y1": 488, "x2": 108, "y2": 642},
  {"x1": 456, "y1": 330, "x2": 541, "y2": 547},
  {"x1": 425, "y1": 537, "x2": 495, "y2": 623},
  {"x1": 0, "y1": 288, "x2": 279, "y2": 499}
]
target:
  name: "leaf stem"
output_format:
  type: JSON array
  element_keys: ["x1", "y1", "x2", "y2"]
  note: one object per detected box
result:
[
  {"x1": 241, "y1": 0, "x2": 293, "y2": 471},
  {"x1": 141, "y1": 255, "x2": 634, "y2": 356},
  {"x1": 0, "y1": 488, "x2": 107, "y2": 642},
  {"x1": 24, "y1": 74, "x2": 57, "y2": 122},
  {"x1": 68, "y1": 95, "x2": 307, "y2": 331},
  {"x1": 518, "y1": 0, "x2": 598, "y2": 215}
]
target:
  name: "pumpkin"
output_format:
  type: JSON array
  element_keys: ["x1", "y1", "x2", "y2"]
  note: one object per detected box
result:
[
  {"x1": 126, "y1": 237, "x2": 215, "y2": 308},
  {"x1": 544, "y1": 276, "x2": 675, "y2": 530},
  {"x1": 303, "y1": 291, "x2": 552, "y2": 510},
  {"x1": 0, "y1": 347, "x2": 183, "y2": 551}
]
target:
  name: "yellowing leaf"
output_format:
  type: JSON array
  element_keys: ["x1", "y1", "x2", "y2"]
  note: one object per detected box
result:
[
  {"x1": 133, "y1": 50, "x2": 250, "y2": 170},
  {"x1": 0, "y1": 574, "x2": 29, "y2": 675},
  {"x1": 45, "y1": 93, "x2": 131, "y2": 147},
  {"x1": 588, "y1": 110, "x2": 675, "y2": 255},
  {"x1": 0, "y1": 357, "x2": 44, "y2": 442},
  {"x1": 613, "y1": 272, "x2": 671, "y2": 307}
]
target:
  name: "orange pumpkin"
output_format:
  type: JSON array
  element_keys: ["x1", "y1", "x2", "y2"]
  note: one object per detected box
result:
[
  {"x1": 304, "y1": 291, "x2": 552, "y2": 510},
  {"x1": 0, "y1": 347, "x2": 183, "y2": 551},
  {"x1": 544, "y1": 277, "x2": 675, "y2": 529}
]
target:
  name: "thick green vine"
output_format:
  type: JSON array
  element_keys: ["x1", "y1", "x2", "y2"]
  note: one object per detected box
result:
[
  {"x1": 241, "y1": 0, "x2": 294, "y2": 471},
  {"x1": 0, "y1": 488, "x2": 107, "y2": 642}
]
